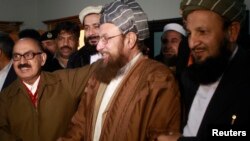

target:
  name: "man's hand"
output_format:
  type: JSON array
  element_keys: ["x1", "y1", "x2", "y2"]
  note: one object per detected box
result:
[{"x1": 157, "y1": 133, "x2": 181, "y2": 141}]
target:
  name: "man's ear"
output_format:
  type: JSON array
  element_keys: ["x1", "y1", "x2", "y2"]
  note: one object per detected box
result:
[
  {"x1": 41, "y1": 52, "x2": 47, "y2": 66},
  {"x1": 227, "y1": 21, "x2": 241, "y2": 42},
  {"x1": 125, "y1": 32, "x2": 137, "y2": 49}
]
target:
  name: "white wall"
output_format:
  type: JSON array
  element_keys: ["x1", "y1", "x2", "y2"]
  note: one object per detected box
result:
[
  {"x1": 0, "y1": 0, "x2": 249, "y2": 32},
  {"x1": 246, "y1": 0, "x2": 250, "y2": 10},
  {"x1": 0, "y1": 0, "x2": 39, "y2": 29},
  {"x1": 37, "y1": 0, "x2": 181, "y2": 30}
]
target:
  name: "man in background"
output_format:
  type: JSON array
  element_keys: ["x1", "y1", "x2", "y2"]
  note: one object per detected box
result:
[
  {"x1": 155, "y1": 23, "x2": 187, "y2": 72},
  {"x1": 0, "y1": 32, "x2": 16, "y2": 92},
  {"x1": 155, "y1": 23, "x2": 190, "y2": 79},
  {"x1": 40, "y1": 30, "x2": 58, "y2": 71},
  {"x1": 41, "y1": 30, "x2": 57, "y2": 58},
  {"x1": 67, "y1": 5, "x2": 102, "y2": 68},
  {"x1": 44, "y1": 21, "x2": 80, "y2": 71}
]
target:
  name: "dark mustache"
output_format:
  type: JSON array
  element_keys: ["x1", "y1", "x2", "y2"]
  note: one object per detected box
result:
[
  {"x1": 18, "y1": 64, "x2": 31, "y2": 69},
  {"x1": 60, "y1": 46, "x2": 72, "y2": 50},
  {"x1": 87, "y1": 36, "x2": 99, "y2": 40},
  {"x1": 191, "y1": 47, "x2": 206, "y2": 52}
]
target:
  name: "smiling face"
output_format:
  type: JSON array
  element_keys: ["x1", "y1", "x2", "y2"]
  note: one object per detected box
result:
[
  {"x1": 186, "y1": 10, "x2": 227, "y2": 64},
  {"x1": 13, "y1": 38, "x2": 47, "y2": 84},
  {"x1": 185, "y1": 9, "x2": 242, "y2": 84},
  {"x1": 84, "y1": 13, "x2": 101, "y2": 46},
  {"x1": 96, "y1": 23, "x2": 126, "y2": 66},
  {"x1": 161, "y1": 30, "x2": 182, "y2": 58},
  {"x1": 94, "y1": 23, "x2": 128, "y2": 83}
]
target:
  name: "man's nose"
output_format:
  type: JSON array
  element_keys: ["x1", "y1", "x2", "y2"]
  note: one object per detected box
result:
[
  {"x1": 188, "y1": 34, "x2": 200, "y2": 50},
  {"x1": 96, "y1": 39, "x2": 105, "y2": 51}
]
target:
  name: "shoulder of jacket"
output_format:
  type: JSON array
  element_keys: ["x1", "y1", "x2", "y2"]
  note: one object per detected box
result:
[{"x1": 0, "y1": 79, "x2": 21, "y2": 99}]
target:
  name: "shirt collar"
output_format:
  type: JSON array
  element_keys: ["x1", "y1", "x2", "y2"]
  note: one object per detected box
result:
[{"x1": 23, "y1": 76, "x2": 41, "y2": 94}]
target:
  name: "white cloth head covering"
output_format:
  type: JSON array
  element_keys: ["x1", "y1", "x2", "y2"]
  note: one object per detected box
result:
[
  {"x1": 163, "y1": 23, "x2": 187, "y2": 36},
  {"x1": 79, "y1": 5, "x2": 103, "y2": 24}
]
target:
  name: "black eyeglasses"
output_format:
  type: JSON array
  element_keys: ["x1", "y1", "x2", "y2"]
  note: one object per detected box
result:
[
  {"x1": 13, "y1": 51, "x2": 42, "y2": 61},
  {"x1": 99, "y1": 34, "x2": 122, "y2": 45}
]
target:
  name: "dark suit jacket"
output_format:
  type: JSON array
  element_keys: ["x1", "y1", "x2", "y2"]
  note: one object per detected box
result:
[
  {"x1": 2, "y1": 66, "x2": 17, "y2": 91},
  {"x1": 42, "y1": 58, "x2": 64, "y2": 72},
  {"x1": 179, "y1": 47, "x2": 250, "y2": 141},
  {"x1": 67, "y1": 44, "x2": 98, "y2": 68}
]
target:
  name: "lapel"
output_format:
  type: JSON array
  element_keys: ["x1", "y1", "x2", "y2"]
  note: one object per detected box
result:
[
  {"x1": 36, "y1": 71, "x2": 60, "y2": 100},
  {"x1": 180, "y1": 69, "x2": 199, "y2": 128},
  {"x1": 91, "y1": 82, "x2": 107, "y2": 138}
]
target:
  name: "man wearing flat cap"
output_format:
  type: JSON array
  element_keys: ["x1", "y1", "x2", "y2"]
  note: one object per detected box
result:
[
  {"x1": 67, "y1": 5, "x2": 103, "y2": 68},
  {"x1": 158, "y1": 0, "x2": 250, "y2": 141},
  {"x1": 58, "y1": 0, "x2": 181, "y2": 141},
  {"x1": 41, "y1": 30, "x2": 57, "y2": 57},
  {"x1": 40, "y1": 30, "x2": 58, "y2": 71}
]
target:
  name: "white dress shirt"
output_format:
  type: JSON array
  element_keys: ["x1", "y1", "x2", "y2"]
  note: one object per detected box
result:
[
  {"x1": 23, "y1": 76, "x2": 40, "y2": 95},
  {"x1": 90, "y1": 53, "x2": 102, "y2": 64},
  {"x1": 0, "y1": 60, "x2": 13, "y2": 91},
  {"x1": 183, "y1": 80, "x2": 220, "y2": 136}
]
